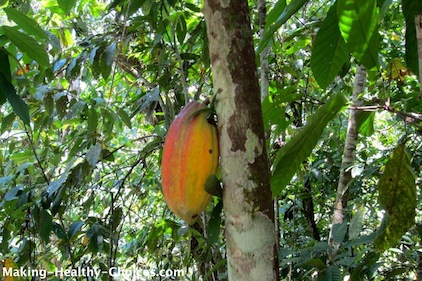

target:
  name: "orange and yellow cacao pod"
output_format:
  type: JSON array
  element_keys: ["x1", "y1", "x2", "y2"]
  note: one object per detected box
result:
[{"x1": 161, "y1": 100, "x2": 218, "y2": 225}]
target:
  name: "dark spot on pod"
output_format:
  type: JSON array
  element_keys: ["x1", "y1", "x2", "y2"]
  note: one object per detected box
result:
[
  {"x1": 209, "y1": 149, "x2": 213, "y2": 154},
  {"x1": 192, "y1": 214, "x2": 199, "y2": 219}
]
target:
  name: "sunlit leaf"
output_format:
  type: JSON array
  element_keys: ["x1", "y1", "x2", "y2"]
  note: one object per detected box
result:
[
  {"x1": 374, "y1": 143, "x2": 416, "y2": 252},
  {"x1": 265, "y1": 0, "x2": 286, "y2": 28},
  {"x1": 3, "y1": 26, "x2": 49, "y2": 66},
  {"x1": 310, "y1": 2, "x2": 349, "y2": 89},
  {"x1": 337, "y1": 0, "x2": 378, "y2": 68},
  {"x1": 4, "y1": 8, "x2": 49, "y2": 41},
  {"x1": 57, "y1": 0, "x2": 77, "y2": 15},
  {"x1": 257, "y1": 0, "x2": 309, "y2": 54},
  {"x1": 356, "y1": 111, "x2": 375, "y2": 137}
]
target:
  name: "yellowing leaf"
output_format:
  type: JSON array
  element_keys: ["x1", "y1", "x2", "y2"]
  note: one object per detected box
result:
[
  {"x1": 4, "y1": 257, "x2": 24, "y2": 281},
  {"x1": 386, "y1": 58, "x2": 411, "y2": 81},
  {"x1": 375, "y1": 143, "x2": 416, "y2": 251}
]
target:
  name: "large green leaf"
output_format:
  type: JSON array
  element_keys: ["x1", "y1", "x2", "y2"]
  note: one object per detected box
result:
[
  {"x1": 402, "y1": 0, "x2": 422, "y2": 76},
  {"x1": 3, "y1": 26, "x2": 49, "y2": 66},
  {"x1": 4, "y1": 8, "x2": 49, "y2": 41},
  {"x1": 356, "y1": 111, "x2": 375, "y2": 137},
  {"x1": 257, "y1": 0, "x2": 309, "y2": 54},
  {"x1": 310, "y1": 2, "x2": 349, "y2": 89},
  {"x1": 57, "y1": 0, "x2": 77, "y2": 15},
  {"x1": 337, "y1": 0, "x2": 378, "y2": 68},
  {"x1": 271, "y1": 92, "x2": 347, "y2": 194},
  {"x1": 374, "y1": 143, "x2": 416, "y2": 252},
  {"x1": 265, "y1": 0, "x2": 286, "y2": 29}
]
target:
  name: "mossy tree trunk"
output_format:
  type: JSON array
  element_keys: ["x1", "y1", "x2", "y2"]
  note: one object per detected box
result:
[{"x1": 203, "y1": 0, "x2": 279, "y2": 280}]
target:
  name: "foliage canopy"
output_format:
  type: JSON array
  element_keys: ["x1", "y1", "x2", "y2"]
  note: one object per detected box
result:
[{"x1": 0, "y1": 0, "x2": 421, "y2": 280}]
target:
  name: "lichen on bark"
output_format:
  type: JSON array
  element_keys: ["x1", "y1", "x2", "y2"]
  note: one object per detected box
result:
[{"x1": 203, "y1": 0, "x2": 278, "y2": 280}]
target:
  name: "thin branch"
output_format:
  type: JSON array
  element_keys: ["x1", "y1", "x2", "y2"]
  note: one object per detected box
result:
[
  {"x1": 328, "y1": 65, "x2": 366, "y2": 259},
  {"x1": 25, "y1": 127, "x2": 50, "y2": 185},
  {"x1": 163, "y1": 5, "x2": 190, "y2": 104}
]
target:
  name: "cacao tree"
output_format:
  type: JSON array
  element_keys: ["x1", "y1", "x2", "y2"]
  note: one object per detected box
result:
[
  {"x1": 203, "y1": 0, "x2": 278, "y2": 280},
  {"x1": 0, "y1": 0, "x2": 422, "y2": 280}
]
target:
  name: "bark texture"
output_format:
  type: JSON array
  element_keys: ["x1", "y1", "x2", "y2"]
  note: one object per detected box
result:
[
  {"x1": 328, "y1": 65, "x2": 366, "y2": 258},
  {"x1": 203, "y1": 0, "x2": 278, "y2": 280}
]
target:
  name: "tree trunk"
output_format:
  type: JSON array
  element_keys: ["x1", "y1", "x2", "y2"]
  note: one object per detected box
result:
[
  {"x1": 203, "y1": 1, "x2": 279, "y2": 280},
  {"x1": 328, "y1": 65, "x2": 366, "y2": 258}
]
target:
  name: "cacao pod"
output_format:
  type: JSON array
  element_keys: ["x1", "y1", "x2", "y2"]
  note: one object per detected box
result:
[{"x1": 161, "y1": 101, "x2": 218, "y2": 225}]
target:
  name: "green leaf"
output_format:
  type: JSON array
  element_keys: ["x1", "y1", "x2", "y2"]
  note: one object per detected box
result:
[
  {"x1": 118, "y1": 108, "x2": 132, "y2": 128},
  {"x1": 265, "y1": 0, "x2": 286, "y2": 28},
  {"x1": 86, "y1": 143, "x2": 102, "y2": 167},
  {"x1": 39, "y1": 209, "x2": 53, "y2": 244},
  {"x1": 4, "y1": 8, "x2": 49, "y2": 41},
  {"x1": 337, "y1": 0, "x2": 378, "y2": 67},
  {"x1": 357, "y1": 26, "x2": 379, "y2": 70},
  {"x1": 374, "y1": 143, "x2": 416, "y2": 252},
  {"x1": 100, "y1": 42, "x2": 116, "y2": 80},
  {"x1": 87, "y1": 108, "x2": 98, "y2": 133},
  {"x1": 3, "y1": 26, "x2": 49, "y2": 66},
  {"x1": 57, "y1": 0, "x2": 77, "y2": 15},
  {"x1": 176, "y1": 14, "x2": 187, "y2": 44},
  {"x1": 348, "y1": 204, "x2": 365, "y2": 240},
  {"x1": 310, "y1": 2, "x2": 349, "y2": 89},
  {"x1": 356, "y1": 111, "x2": 375, "y2": 137},
  {"x1": 320, "y1": 265, "x2": 342, "y2": 281},
  {"x1": 87, "y1": 222, "x2": 103, "y2": 253},
  {"x1": 111, "y1": 206, "x2": 123, "y2": 231},
  {"x1": 5, "y1": 84, "x2": 30, "y2": 125},
  {"x1": 0, "y1": 48, "x2": 11, "y2": 105},
  {"x1": 205, "y1": 175, "x2": 222, "y2": 198},
  {"x1": 207, "y1": 200, "x2": 223, "y2": 244},
  {"x1": 0, "y1": 47, "x2": 11, "y2": 82},
  {"x1": 402, "y1": 0, "x2": 422, "y2": 76},
  {"x1": 271, "y1": 93, "x2": 347, "y2": 194},
  {"x1": 257, "y1": 0, "x2": 309, "y2": 54},
  {"x1": 68, "y1": 221, "x2": 84, "y2": 239},
  {"x1": 0, "y1": 72, "x2": 30, "y2": 125},
  {"x1": 52, "y1": 222, "x2": 67, "y2": 239},
  {"x1": 332, "y1": 222, "x2": 348, "y2": 243}
]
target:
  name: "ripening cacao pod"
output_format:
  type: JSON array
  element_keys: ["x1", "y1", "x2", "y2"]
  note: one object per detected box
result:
[{"x1": 161, "y1": 100, "x2": 218, "y2": 225}]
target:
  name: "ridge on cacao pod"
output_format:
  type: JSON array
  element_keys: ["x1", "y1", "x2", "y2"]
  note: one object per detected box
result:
[{"x1": 161, "y1": 100, "x2": 219, "y2": 225}]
